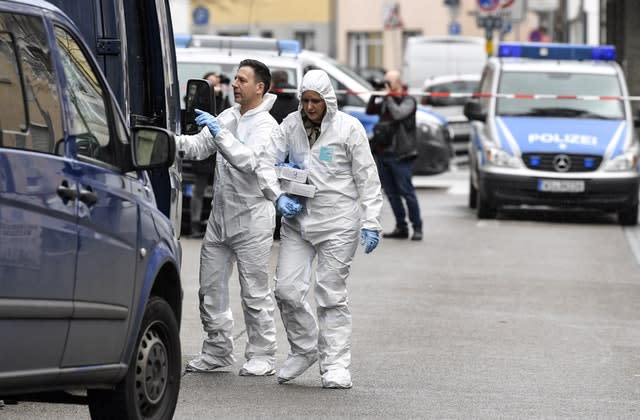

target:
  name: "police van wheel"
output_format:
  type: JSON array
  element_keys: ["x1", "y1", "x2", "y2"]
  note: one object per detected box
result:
[
  {"x1": 618, "y1": 204, "x2": 638, "y2": 226},
  {"x1": 469, "y1": 178, "x2": 477, "y2": 209},
  {"x1": 477, "y1": 192, "x2": 497, "y2": 219},
  {"x1": 87, "y1": 297, "x2": 181, "y2": 420}
]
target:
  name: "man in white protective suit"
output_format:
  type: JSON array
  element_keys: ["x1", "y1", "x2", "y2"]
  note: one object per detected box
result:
[
  {"x1": 259, "y1": 69, "x2": 383, "y2": 388},
  {"x1": 176, "y1": 59, "x2": 298, "y2": 377}
]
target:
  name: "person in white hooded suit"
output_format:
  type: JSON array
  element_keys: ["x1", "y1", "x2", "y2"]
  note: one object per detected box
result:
[{"x1": 259, "y1": 69, "x2": 383, "y2": 388}]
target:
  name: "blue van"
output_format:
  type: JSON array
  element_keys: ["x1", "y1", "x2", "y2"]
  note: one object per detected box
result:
[
  {"x1": 0, "y1": 1, "x2": 183, "y2": 419},
  {"x1": 465, "y1": 43, "x2": 640, "y2": 225}
]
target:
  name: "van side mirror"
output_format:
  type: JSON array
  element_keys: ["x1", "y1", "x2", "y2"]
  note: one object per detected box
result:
[
  {"x1": 131, "y1": 126, "x2": 176, "y2": 169},
  {"x1": 183, "y1": 79, "x2": 214, "y2": 135},
  {"x1": 463, "y1": 100, "x2": 486, "y2": 122}
]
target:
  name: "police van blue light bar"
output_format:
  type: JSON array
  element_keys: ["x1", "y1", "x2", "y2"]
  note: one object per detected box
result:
[
  {"x1": 498, "y1": 43, "x2": 616, "y2": 61},
  {"x1": 174, "y1": 34, "x2": 191, "y2": 48},
  {"x1": 277, "y1": 39, "x2": 301, "y2": 55}
]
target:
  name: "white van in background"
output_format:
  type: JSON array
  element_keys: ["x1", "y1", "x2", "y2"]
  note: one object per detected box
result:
[{"x1": 402, "y1": 36, "x2": 487, "y2": 89}]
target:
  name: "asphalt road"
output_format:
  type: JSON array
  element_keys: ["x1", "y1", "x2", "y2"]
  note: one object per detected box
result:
[{"x1": 3, "y1": 169, "x2": 640, "y2": 419}]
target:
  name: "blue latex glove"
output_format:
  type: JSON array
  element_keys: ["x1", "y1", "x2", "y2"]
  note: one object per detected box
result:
[
  {"x1": 195, "y1": 109, "x2": 221, "y2": 137},
  {"x1": 360, "y1": 229, "x2": 380, "y2": 254},
  {"x1": 276, "y1": 194, "x2": 303, "y2": 218},
  {"x1": 277, "y1": 161, "x2": 300, "y2": 169}
]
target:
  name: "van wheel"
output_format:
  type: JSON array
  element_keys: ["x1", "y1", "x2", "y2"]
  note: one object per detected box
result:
[
  {"x1": 477, "y1": 189, "x2": 497, "y2": 219},
  {"x1": 88, "y1": 296, "x2": 181, "y2": 420},
  {"x1": 468, "y1": 178, "x2": 477, "y2": 209},
  {"x1": 618, "y1": 203, "x2": 638, "y2": 226}
]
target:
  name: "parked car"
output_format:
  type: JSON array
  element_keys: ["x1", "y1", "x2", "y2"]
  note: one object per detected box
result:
[
  {"x1": 421, "y1": 74, "x2": 481, "y2": 166},
  {"x1": 0, "y1": 1, "x2": 183, "y2": 419},
  {"x1": 465, "y1": 42, "x2": 639, "y2": 224}
]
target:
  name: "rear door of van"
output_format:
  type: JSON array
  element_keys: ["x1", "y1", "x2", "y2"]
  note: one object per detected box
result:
[{"x1": 48, "y1": 0, "x2": 183, "y2": 229}]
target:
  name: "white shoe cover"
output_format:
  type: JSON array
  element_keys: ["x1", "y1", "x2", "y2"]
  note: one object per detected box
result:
[
  {"x1": 276, "y1": 352, "x2": 319, "y2": 384},
  {"x1": 185, "y1": 354, "x2": 229, "y2": 373},
  {"x1": 239, "y1": 358, "x2": 276, "y2": 376},
  {"x1": 321, "y1": 368, "x2": 352, "y2": 389}
]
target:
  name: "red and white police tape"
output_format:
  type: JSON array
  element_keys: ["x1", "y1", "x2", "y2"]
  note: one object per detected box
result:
[
  {"x1": 249, "y1": 86, "x2": 640, "y2": 101},
  {"x1": 338, "y1": 89, "x2": 640, "y2": 101}
]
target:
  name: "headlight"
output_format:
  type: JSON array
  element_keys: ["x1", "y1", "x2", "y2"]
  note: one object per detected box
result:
[
  {"x1": 417, "y1": 122, "x2": 448, "y2": 145},
  {"x1": 602, "y1": 151, "x2": 639, "y2": 171},
  {"x1": 418, "y1": 122, "x2": 433, "y2": 138},
  {"x1": 485, "y1": 147, "x2": 522, "y2": 168}
]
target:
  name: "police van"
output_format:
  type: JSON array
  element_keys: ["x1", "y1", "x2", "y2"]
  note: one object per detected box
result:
[{"x1": 464, "y1": 43, "x2": 640, "y2": 225}]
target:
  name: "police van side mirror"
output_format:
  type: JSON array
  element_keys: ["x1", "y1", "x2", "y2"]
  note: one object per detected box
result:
[
  {"x1": 464, "y1": 100, "x2": 486, "y2": 122},
  {"x1": 182, "y1": 79, "x2": 215, "y2": 135}
]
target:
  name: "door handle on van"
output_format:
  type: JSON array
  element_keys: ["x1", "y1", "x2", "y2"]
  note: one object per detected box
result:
[
  {"x1": 57, "y1": 180, "x2": 77, "y2": 204},
  {"x1": 79, "y1": 187, "x2": 98, "y2": 206}
]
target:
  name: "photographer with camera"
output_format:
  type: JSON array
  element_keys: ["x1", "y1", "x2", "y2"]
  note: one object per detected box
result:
[{"x1": 365, "y1": 70, "x2": 423, "y2": 241}]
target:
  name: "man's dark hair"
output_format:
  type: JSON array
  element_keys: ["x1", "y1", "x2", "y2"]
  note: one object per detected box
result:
[{"x1": 239, "y1": 58, "x2": 271, "y2": 95}]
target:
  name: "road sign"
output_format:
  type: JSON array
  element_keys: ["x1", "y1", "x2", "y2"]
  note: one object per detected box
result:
[
  {"x1": 477, "y1": 0, "x2": 500, "y2": 12},
  {"x1": 192, "y1": 6, "x2": 209, "y2": 26}
]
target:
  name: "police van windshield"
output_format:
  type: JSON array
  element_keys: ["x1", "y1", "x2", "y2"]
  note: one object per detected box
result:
[{"x1": 496, "y1": 71, "x2": 625, "y2": 120}]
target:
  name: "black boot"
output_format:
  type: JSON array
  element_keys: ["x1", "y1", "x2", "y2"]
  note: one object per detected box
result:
[
  {"x1": 383, "y1": 227, "x2": 409, "y2": 239},
  {"x1": 411, "y1": 228, "x2": 423, "y2": 241}
]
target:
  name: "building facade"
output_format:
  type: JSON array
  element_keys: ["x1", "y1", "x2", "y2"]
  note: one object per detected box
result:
[
  {"x1": 175, "y1": 1, "x2": 626, "y2": 75},
  {"x1": 174, "y1": 0, "x2": 336, "y2": 56}
]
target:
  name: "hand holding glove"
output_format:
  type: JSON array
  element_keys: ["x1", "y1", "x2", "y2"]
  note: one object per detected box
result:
[
  {"x1": 195, "y1": 109, "x2": 221, "y2": 137},
  {"x1": 276, "y1": 194, "x2": 303, "y2": 218},
  {"x1": 360, "y1": 229, "x2": 380, "y2": 254}
]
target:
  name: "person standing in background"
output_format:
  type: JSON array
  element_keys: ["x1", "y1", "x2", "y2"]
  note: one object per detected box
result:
[
  {"x1": 204, "y1": 71, "x2": 232, "y2": 115},
  {"x1": 269, "y1": 70, "x2": 299, "y2": 124},
  {"x1": 365, "y1": 69, "x2": 423, "y2": 241}
]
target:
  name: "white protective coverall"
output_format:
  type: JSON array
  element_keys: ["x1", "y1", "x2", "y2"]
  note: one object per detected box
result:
[
  {"x1": 259, "y1": 71, "x2": 383, "y2": 380},
  {"x1": 176, "y1": 93, "x2": 279, "y2": 367}
]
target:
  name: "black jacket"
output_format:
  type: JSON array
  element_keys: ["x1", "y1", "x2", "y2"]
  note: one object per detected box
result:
[
  {"x1": 270, "y1": 82, "x2": 299, "y2": 124},
  {"x1": 366, "y1": 93, "x2": 418, "y2": 160}
]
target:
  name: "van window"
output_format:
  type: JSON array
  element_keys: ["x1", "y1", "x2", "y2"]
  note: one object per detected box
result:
[
  {"x1": 55, "y1": 26, "x2": 115, "y2": 165},
  {"x1": 0, "y1": 13, "x2": 62, "y2": 154}
]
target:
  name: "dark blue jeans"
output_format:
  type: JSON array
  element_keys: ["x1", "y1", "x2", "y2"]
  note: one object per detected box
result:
[{"x1": 377, "y1": 154, "x2": 422, "y2": 232}]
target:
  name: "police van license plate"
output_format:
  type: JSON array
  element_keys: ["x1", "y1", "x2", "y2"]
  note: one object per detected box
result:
[{"x1": 537, "y1": 179, "x2": 585, "y2": 193}]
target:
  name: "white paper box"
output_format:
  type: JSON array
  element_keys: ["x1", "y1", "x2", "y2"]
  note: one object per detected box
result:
[
  {"x1": 280, "y1": 179, "x2": 316, "y2": 198},
  {"x1": 276, "y1": 166, "x2": 308, "y2": 183}
]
